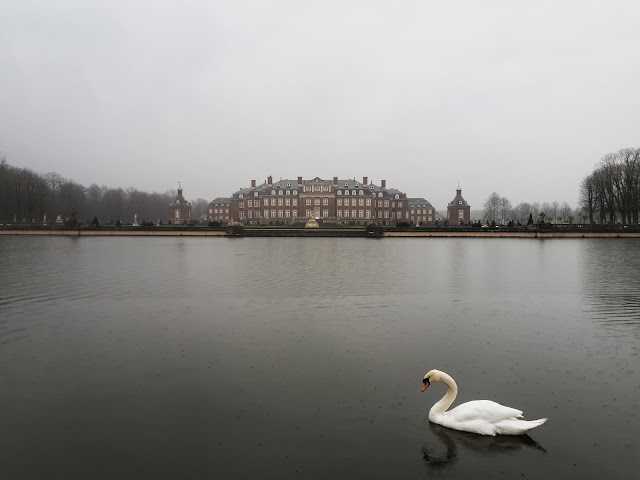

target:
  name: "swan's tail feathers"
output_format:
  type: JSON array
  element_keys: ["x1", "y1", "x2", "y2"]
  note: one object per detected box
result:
[{"x1": 495, "y1": 417, "x2": 547, "y2": 436}]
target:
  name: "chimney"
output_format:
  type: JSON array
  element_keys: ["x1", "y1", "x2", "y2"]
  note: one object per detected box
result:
[
  {"x1": 267, "y1": 176, "x2": 273, "y2": 187},
  {"x1": 381, "y1": 179, "x2": 386, "y2": 190},
  {"x1": 251, "y1": 179, "x2": 256, "y2": 189},
  {"x1": 363, "y1": 176, "x2": 368, "y2": 186},
  {"x1": 177, "y1": 182, "x2": 182, "y2": 196},
  {"x1": 298, "y1": 176, "x2": 302, "y2": 186},
  {"x1": 333, "y1": 176, "x2": 338, "y2": 186}
]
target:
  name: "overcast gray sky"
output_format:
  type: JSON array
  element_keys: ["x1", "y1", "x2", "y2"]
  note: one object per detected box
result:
[{"x1": 1, "y1": 0, "x2": 638, "y2": 211}]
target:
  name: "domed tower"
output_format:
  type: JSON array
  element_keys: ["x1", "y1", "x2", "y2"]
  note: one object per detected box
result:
[
  {"x1": 447, "y1": 185, "x2": 470, "y2": 225},
  {"x1": 168, "y1": 183, "x2": 192, "y2": 224}
]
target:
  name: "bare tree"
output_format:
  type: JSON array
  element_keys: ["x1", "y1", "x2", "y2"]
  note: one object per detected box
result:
[
  {"x1": 483, "y1": 192, "x2": 501, "y2": 223},
  {"x1": 498, "y1": 196, "x2": 513, "y2": 225}
]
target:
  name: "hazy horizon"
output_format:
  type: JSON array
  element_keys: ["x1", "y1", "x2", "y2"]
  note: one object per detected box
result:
[{"x1": 2, "y1": 1, "x2": 639, "y2": 212}]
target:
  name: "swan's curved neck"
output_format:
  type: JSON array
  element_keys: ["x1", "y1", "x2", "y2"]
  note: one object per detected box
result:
[{"x1": 430, "y1": 372, "x2": 458, "y2": 416}]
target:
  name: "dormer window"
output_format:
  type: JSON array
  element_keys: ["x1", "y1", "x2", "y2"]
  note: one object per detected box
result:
[
  {"x1": 378, "y1": 192, "x2": 383, "y2": 197},
  {"x1": 359, "y1": 190, "x2": 363, "y2": 195},
  {"x1": 285, "y1": 190, "x2": 290, "y2": 195},
  {"x1": 239, "y1": 194, "x2": 243, "y2": 199},
  {"x1": 254, "y1": 192, "x2": 258, "y2": 197},
  {"x1": 276, "y1": 183, "x2": 280, "y2": 187},
  {"x1": 459, "y1": 201, "x2": 463, "y2": 205},
  {"x1": 395, "y1": 194, "x2": 399, "y2": 199},
  {"x1": 337, "y1": 190, "x2": 342, "y2": 195},
  {"x1": 370, "y1": 185, "x2": 374, "y2": 189},
  {"x1": 271, "y1": 190, "x2": 276, "y2": 195},
  {"x1": 278, "y1": 190, "x2": 283, "y2": 195},
  {"x1": 176, "y1": 199, "x2": 180, "y2": 204},
  {"x1": 345, "y1": 190, "x2": 349, "y2": 195},
  {"x1": 293, "y1": 190, "x2": 297, "y2": 195},
  {"x1": 344, "y1": 183, "x2": 349, "y2": 187},
  {"x1": 351, "y1": 190, "x2": 356, "y2": 195},
  {"x1": 286, "y1": 183, "x2": 291, "y2": 187},
  {"x1": 355, "y1": 183, "x2": 360, "y2": 187}
]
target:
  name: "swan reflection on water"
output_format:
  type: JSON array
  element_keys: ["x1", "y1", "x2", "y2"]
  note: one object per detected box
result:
[{"x1": 421, "y1": 423, "x2": 546, "y2": 471}]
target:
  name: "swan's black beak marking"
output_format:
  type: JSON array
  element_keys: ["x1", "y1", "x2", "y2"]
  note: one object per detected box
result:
[{"x1": 421, "y1": 377, "x2": 430, "y2": 392}]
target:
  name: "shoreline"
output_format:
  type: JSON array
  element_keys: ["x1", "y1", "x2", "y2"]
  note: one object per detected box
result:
[{"x1": 2, "y1": 229, "x2": 639, "y2": 238}]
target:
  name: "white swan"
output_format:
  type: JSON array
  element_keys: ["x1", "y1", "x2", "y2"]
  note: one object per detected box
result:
[{"x1": 422, "y1": 369, "x2": 547, "y2": 436}]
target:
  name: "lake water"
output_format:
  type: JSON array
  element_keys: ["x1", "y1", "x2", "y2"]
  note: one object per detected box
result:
[{"x1": 1, "y1": 236, "x2": 638, "y2": 479}]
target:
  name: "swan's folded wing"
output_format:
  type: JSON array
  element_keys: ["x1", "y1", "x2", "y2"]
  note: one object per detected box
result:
[{"x1": 447, "y1": 400, "x2": 523, "y2": 424}]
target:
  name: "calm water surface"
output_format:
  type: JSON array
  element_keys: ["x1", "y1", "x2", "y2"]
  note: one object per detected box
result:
[{"x1": 1, "y1": 237, "x2": 638, "y2": 479}]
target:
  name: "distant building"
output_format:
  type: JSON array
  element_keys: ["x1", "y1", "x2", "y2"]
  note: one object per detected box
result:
[
  {"x1": 447, "y1": 186, "x2": 471, "y2": 225},
  {"x1": 407, "y1": 198, "x2": 436, "y2": 225},
  {"x1": 206, "y1": 197, "x2": 230, "y2": 223},
  {"x1": 168, "y1": 184, "x2": 192, "y2": 224},
  {"x1": 222, "y1": 176, "x2": 420, "y2": 226}
]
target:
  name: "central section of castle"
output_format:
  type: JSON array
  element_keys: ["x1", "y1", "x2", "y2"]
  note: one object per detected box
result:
[{"x1": 215, "y1": 176, "x2": 434, "y2": 226}]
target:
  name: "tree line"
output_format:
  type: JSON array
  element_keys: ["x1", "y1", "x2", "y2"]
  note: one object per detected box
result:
[
  {"x1": 482, "y1": 192, "x2": 574, "y2": 225},
  {"x1": 579, "y1": 148, "x2": 640, "y2": 224},
  {"x1": 0, "y1": 155, "x2": 210, "y2": 224}
]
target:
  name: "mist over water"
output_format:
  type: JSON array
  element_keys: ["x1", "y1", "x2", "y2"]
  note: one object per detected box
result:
[{"x1": 1, "y1": 237, "x2": 638, "y2": 479}]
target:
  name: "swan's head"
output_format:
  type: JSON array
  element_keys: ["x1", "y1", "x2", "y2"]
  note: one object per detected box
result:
[{"x1": 422, "y1": 369, "x2": 443, "y2": 392}]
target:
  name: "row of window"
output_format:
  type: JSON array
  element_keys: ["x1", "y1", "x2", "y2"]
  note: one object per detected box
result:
[
  {"x1": 410, "y1": 208, "x2": 433, "y2": 215},
  {"x1": 237, "y1": 189, "x2": 401, "y2": 199},
  {"x1": 210, "y1": 208, "x2": 230, "y2": 214}
]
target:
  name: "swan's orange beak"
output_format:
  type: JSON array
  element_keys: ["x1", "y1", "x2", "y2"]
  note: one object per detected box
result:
[{"x1": 422, "y1": 384, "x2": 429, "y2": 392}]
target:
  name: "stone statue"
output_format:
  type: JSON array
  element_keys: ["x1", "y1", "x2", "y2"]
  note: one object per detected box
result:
[
  {"x1": 55, "y1": 215, "x2": 64, "y2": 224},
  {"x1": 132, "y1": 214, "x2": 139, "y2": 226}
]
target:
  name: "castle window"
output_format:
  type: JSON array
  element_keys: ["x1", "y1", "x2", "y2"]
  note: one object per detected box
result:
[
  {"x1": 359, "y1": 190, "x2": 363, "y2": 195},
  {"x1": 286, "y1": 183, "x2": 291, "y2": 187},
  {"x1": 286, "y1": 190, "x2": 290, "y2": 195},
  {"x1": 395, "y1": 194, "x2": 399, "y2": 199},
  {"x1": 459, "y1": 201, "x2": 463, "y2": 205},
  {"x1": 337, "y1": 190, "x2": 342, "y2": 195},
  {"x1": 254, "y1": 192, "x2": 258, "y2": 197},
  {"x1": 344, "y1": 183, "x2": 349, "y2": 187},
  {"x1": 239, "y1": 194, "x2": 243, "y2": 199},
  {"x1": 352, "y1": 190, "x2": 356, "y2": 195},
  {"x1": 276, "y1": 183, "x2": 280, "y2": 187},
  {"x1": 271, "y1": 190, "x2": 276, "y2": 195},
  {"x1": 292, "y1": 190, "x2": 297, "y2": 195}
]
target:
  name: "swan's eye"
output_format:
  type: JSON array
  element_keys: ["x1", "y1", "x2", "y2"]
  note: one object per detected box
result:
[{"x1": 423, "y1": 377, "x2": 430, "y2": 385}]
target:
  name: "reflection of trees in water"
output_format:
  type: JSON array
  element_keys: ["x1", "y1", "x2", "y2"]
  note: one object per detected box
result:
[{"x1": 421, "y1": 423, "x2": 546, "y2": 472}]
